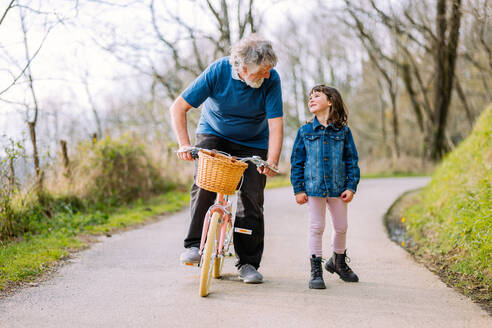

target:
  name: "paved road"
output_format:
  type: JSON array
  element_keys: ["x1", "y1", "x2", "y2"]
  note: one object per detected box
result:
[{"x1": 1, "y1": 178, "x2": 490, "y2": 327}]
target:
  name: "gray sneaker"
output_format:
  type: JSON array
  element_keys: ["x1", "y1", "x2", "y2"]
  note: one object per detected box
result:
[
  {"x1": 180, "y1": 247, "x2": 200, "y2": 264},
  {"x1": 238, "y1": 264, "x2": 263, "y2": 284}
]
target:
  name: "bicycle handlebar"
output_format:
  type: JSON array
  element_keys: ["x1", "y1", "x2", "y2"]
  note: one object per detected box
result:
[{"x1": 177, "y1": 146, "x2": 279, "y2": 173}]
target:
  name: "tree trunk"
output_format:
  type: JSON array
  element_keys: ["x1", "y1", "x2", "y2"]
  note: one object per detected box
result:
[
  {"x1": 28, "y1": 121, "x2": 42, "y2": 190},
  {"x1": 390, "y1": 91, "x2": 400, "y2": 158},
  {"x1": 432, "y1": 0, "x2": 462, "y2": 160},
  {"x1": 454, "y1": 77, "x2": 474, "y2": 128},
  {"x1": 376, "y1": 78, "x2": 391, "y2": 157},
  {"x1": 402, "y1": 63, "x2": 424, "y2": 132}
]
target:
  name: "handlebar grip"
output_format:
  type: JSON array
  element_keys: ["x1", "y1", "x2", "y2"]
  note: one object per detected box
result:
[
  {"x1": 259, "y1": 163, "x2": 279, "y2": 173},
  {"x1": 176, "y1": 146, "x2": 200, "y2": 159},
  {"x1": 266, "y1": 165, "x2": 280, "y2": 173}
]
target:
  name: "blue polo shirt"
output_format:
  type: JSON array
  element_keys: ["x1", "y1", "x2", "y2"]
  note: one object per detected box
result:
[{"x1": 181, "y1": 57, "x2": 283, "y2": 149}]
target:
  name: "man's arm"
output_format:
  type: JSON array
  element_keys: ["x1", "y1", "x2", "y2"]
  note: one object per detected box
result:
[
  {"x1": 170, "y1": 96, "x2": 194, "y2": 161},
  {"x1": 259, "y1": 116, "x2": 283, "y2": 177}
]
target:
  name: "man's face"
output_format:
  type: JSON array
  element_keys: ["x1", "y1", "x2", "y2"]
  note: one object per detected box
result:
[{"x1": 241, "y1": 64, "x2": 272, "y2": 88}]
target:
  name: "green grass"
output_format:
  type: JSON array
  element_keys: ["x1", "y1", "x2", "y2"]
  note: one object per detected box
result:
[
  {"x1": 0, "y1": 191, "x2": 189, "y2": 292},
  {"x1": 0, "y1": 232, "x2": 85, "y2": 290},
  {"x1": 84, "y1": 192, "x2": 189, "y2": 234},
  {"x1": 403, "y1": 105, "x2": 491, "y2": 305}
]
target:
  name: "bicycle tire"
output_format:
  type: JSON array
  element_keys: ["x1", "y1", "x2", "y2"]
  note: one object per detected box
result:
[
  {"x1": 212, "y1": 256, "x2": 222, "y2": 279},
  {"x1": 199, "y1": 211, "x2": 220, "y2": 297},
  {"x1": 212, "y1": 219, "x2": 231, "y2": 278}
]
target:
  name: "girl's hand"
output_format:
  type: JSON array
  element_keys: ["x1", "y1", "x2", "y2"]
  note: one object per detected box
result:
[
  {"x1": 341, "y1": 190, "x2": 354, "y2": 203},
  {"x1": 295, "y1": 192, "x2": 308, "y2": 205}
]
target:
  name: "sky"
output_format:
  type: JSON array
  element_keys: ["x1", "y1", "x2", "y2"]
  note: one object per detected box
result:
[
  {"x1": 0, "y1": 0, "x2": 336, "y2": 156},
  {"x1": 0, "y1": 0, "x2": 314, "y2": 137}
]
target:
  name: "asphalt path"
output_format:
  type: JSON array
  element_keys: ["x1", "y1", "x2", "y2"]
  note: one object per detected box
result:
[{"x1": 1, "y1": 177, "x2": 490, "y2": 327}]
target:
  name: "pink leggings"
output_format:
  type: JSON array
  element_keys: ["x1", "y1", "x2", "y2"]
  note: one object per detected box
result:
[{"x1": 307, "y1": 196, "x2": 348, "y2": 256}]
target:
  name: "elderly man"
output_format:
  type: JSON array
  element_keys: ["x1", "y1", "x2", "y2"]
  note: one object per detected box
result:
[{"x1": 170, "y1": 34, "x2": 283, "y2": 284}]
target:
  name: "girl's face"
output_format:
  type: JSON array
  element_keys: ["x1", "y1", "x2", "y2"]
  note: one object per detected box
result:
[{"x1": 308, "y1": 91, "x2": 331, "y2": 114}]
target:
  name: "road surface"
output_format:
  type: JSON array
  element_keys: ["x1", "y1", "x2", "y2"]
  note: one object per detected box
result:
[{"x1": 1, "y1": 177, "x2": 490, "y2": 327}]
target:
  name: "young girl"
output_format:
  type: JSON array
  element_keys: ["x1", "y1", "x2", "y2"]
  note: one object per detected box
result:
[{"x1": 290, "y1": 85, "x2": 360, "y2": 289}]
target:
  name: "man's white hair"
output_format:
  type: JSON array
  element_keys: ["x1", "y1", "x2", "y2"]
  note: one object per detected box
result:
[{"x1": 229, "y1": 34, "x2": 278, "y2": 71}]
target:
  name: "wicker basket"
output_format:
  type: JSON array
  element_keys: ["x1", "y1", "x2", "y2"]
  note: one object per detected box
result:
[{"x1": 196, "y1": 150, "x2": 248, "y2": 195}]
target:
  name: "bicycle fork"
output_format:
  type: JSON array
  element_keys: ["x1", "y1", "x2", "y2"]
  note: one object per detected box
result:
[{"x1": 198, "y1": 195, "x2": 233, "y2": 267}]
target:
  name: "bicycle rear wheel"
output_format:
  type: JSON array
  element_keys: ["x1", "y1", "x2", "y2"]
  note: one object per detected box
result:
[{"x1": 199, "y1": 211, "x2": 220, "y2": 297}]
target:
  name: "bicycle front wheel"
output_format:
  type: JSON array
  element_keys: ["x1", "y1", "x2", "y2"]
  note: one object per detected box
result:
[
  {"x1": 212, "y1": 219, "x2": 231, "y2": 278},
  {"x1": 199, "y1": 211, "x2": 220, "y2": 297}
]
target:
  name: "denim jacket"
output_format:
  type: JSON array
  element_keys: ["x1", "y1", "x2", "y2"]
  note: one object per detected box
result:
[{"x1": 290, "y1": 116, "x2": 360, "y2": 197}]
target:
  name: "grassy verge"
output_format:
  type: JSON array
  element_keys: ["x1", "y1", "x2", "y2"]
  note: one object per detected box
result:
[
  {"x1": 0, "y1": 190, "x2": 189, "y2": 294},
  {"x1": 387, "y1": 105, "x2": 491, "y2": 313}
]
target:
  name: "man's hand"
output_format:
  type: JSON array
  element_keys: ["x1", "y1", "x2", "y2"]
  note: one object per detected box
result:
[
  {"x1": 341, "y1": 190, "x2": 354, "y2": 203},
  {"x1": 177, "y1": 145, "x2": 194, "y2": 161},
  {"x1": 257, "y1": 161, "x2": 278, "y2": 177},
  {"x1": 295, "y1": 192, "x2": 308, "y2": 205}
]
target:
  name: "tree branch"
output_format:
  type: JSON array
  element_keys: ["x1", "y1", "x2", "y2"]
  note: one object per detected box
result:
[{"x1": 0, "y1": 0, "x2": 15, "y2": 26}]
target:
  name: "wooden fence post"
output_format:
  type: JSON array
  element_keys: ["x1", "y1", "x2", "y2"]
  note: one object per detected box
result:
[
  {"x1": 28, "y1": 121, "x2": 43, "y2": 191},
  {"x1": 60, "y1": 140, "x2": 71, "y2": 177}
]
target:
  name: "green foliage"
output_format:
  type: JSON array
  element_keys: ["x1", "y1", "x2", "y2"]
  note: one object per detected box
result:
[
  {"x1": 0, "y1": 191, "x2": 189, "y2": 291},
  {"x1": 0, "y1": 135, "x2": 181, "y2": 241},
  {"x1": 403, "y1": 104, "x2": 492, "y2": 299},
  {"x1": 83, "y1": 192, "x2": 189, "y2": 234},
  {"x1": 0, "y1": 138, "x2": 27, "y2": 240},
  {"x1": 0, "y1": 232, "x2": 85, "y2": 289},
  {"x1": 72, "y1": 135, "x2": 173, "y2": 204}
]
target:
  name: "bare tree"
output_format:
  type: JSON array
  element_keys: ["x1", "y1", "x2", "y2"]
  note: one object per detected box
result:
[
  {"x1": 0, "y1": 0, "x2": 16, "y2": 26},
  {"x1": 343, "y1": 2, "x2": 401, "y2": 158},
  {"x1": 82, "y1": 70, "x2": 103, "y2": 139},
  {"x1": 19, "y1": 5, "x2": 43, "y2": 189},
  {"x1": 342, "y1": 0, "x2": 466, "y2": 160},
  {"x1": 148, "y1": 0, "x2": 259, "y2": 98},
  {"x1": 432, "y1": 0, "x2": 463, "y2": 159}
]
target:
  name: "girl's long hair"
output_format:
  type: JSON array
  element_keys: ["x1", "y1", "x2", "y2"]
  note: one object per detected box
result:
[{"x1": 309, "y1": 85, "x2": 348, "y2": 129}]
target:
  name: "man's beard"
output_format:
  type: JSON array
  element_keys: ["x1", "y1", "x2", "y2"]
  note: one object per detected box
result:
[{"x1": 244, "y1": 77, "x2": 264, "y2": 88}]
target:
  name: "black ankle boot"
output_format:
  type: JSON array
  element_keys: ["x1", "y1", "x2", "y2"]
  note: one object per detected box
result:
[
  {"x1": 309, "y1": 255, "x2": 326, "y2": 289},
  {"x1": 325, "y1": 250, "x2": 359, "y2": 282}
]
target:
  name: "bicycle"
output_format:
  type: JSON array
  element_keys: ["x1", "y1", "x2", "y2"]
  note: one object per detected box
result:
[{"x1": 178, "y1": 146, "x2": 279, "y2": 297}]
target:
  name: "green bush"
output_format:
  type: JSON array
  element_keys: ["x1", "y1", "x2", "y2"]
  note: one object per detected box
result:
[
  {"x1": 0, "y1": 138, "x2": 26, "y2": 240},
  {"x1": 1, "y1": 135, "x2": 178, "y2": 241},
  {"x1": 68, "y1": 135, "x2": 172, "y2": 205}
]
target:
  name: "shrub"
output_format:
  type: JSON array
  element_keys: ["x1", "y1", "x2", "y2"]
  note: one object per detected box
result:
[{"x1": 52, "y1": 135, "x2": 173, "y2": 205}]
